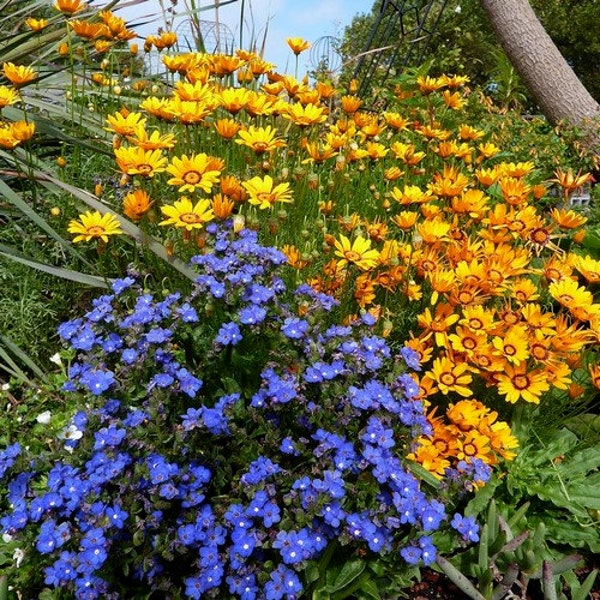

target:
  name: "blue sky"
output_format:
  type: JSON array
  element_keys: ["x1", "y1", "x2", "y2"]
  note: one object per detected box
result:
[{"x1": 113, "y1": 0, "x2": 370, "y2": 75}]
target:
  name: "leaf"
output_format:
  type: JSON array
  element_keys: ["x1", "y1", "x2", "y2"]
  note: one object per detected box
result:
[
  {"x1": 327, "y1": 559, "x2": 366, "y2": 593},
  {"x1": 405, "y1": 459, "x2": 442, "y2": 489},
  {"x1": 436, "y1": 555, "x2": 486, "y2": 600},
  {"x1": 564, "y1": 414, "x2": 600, "y2": 437},
  {"x1": 556, "y1": 447, "x2": 600, "y2": 477},
  {"x1": 357, "y1": 577, "x2": 381, "y2": 600},
  {"x1": 573, "y1": 569, "x2": 598, "y2": 600},
  {"x1": 544, "y1": 521, "x2": 600, "y2": 550},
  {"x1": 0, "y1": 245, "x2": 109, "y2": 288},
  {"x1": 465, "y1": 478, "x2": 501, "y2": 518},
  {"x1": 0, "y1": 335, "x2": 47, "y2": 380},
  {"x1": 0, "y1": 175, "x2": 93, "y2": 268},
  {"x1": 34, "y1": 171, "x2": 198, "y2": 282}
]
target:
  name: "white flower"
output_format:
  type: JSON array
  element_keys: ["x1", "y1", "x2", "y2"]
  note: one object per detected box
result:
[
  {"x1": 36, "y1": 410, "x2": 52, "y2": 425},
  {"x1": 454, "y1": 5, "x2": 462, "y2": 13},
  {"x1": 1, "y1": 383, "x2": 9, "y2": 391},
  {"x1": 12, "y1": 548, "x2": 25, "y2": 568},
  {"x1": 49, "y1": 352, "x2": 63, "y2": 367},
  {"x1": 2, "y1": 533, "x2": 13, "y2": 543},
  {"x1": 57, "y1": 424, "x2": 83, "y2": 441}
]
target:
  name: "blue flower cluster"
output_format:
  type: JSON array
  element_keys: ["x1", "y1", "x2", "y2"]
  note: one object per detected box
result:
[{"x1": 0, "y1": 222, "x2": 482, "y2": 599}]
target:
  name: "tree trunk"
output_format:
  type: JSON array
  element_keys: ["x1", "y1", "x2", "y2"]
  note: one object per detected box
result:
[{"x1": 479, "y1": 0, "x2": 600, "y2": 153}]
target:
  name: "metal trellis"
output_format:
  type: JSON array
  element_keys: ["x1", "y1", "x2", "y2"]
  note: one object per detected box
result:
[{"x1": 350, "y1": 0, "x2": 449, "y2": 97}]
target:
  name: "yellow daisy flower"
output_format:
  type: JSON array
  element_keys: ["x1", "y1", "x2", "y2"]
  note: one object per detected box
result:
[
  {"x1": 497, "y1": 364, "x2": 550, "y2": 404},
  {"x1": 159, "y1": 197, "x2": 214, "y2": 230},
  {"x1": 68, "y1": 211, "x2": 123, "y2": 243},
  {"x1": 428, "y1": 356, "x2": 473, "y2": 397},
  {"x1": 25, "y1": 18, "x2": 49, "y2": 31},
  {"x1": 235, "y1": 125, "x2": 286, "y2": 155},
  {"x1": 114, "y1": 147, "x2": 167, "y2": 178},
  {"x1": 105, "y1": 111, "x2": 147, "y2": 137},
  {"x1": 53, "y1": 0, "x2": 87, "y2": 14},
  {"x1": 2, "y1": 62, "x2": 37, "y2": 87},
  {"x1": 0, "y1": 85, "x2": 20, "y2": 108},
  {"x1": 242, "y1": 175, "x2": 293, "y2": 210},
  {"x1": 286, "y1": 37, "x2": 311, "y2": 55},
  {"x1": 282, "y1": 102, "x2": 328, "y2": 127},
  {"x1": 166, "y1": 154, "x2": 221, "y2": 194},
  {"x1": 334, "y1": 234, "x2": 380, "y2": 271}
]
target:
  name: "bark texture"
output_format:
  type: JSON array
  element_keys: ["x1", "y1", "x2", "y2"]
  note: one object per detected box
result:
[{"x1": 480, "y1": 0, "x2": 600, "y2": 151}]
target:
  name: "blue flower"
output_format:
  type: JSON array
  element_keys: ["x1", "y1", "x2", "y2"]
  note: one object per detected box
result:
[
  {"x1": 400, "y1": 346, "x2": 421, "y2": 370},
  {"x1": 418, "y1": 535, "x2": 437, "y2": 565},
  {"x1": 451, "y1": 513, "x2": 480, "y2": 542},
  {"x1": 176, "y1": 303, "x2": 199, "y2": 323},
  {"x1": 145, "y1": 327, "x2": 172, "y2": 344},
  {"x1": 264, "y1": 565, "x2": 303, "y2": 599},
  {"x1": 36, "y1": 519, "x2": 71, "y2": 554},
  {"x1": 104, "y1": 504, "x2": 128, "y2": 529},
  {"x1": 400, "y1": 544, "x2": 422, "y2": 565},
  {"x1": 111, "y1": 276, "x2": 135, "y2": 295},
  {"x1": 147, "y1": 454, "x2": 179, "y2": 485},
  {"x1": 239, "y1": 305, "x2": 267, "y2": 325},
  {"x1": 120, "y1": 348, "x2": 138, "y2": 365},
  {"x1": 227, "y1": 572, "x2": 258, "y2": 599},
  {"x1": 245, "y1": 283, "x2": 275, "y2": 305},
  {"x1": 176, "y1": 368, "x2": 203, "y2": 398},
  {"x1": 281, "y1": 317, "x2": 309, "y2": 339},
  {"x1": 280, "y1": 437, "x2": 299, "y2": 456},
  {"x1": 215, "y1": 321, "x2": 243, "y2": 345},
  {"x1": 0, "y1": 442, "x2": 21, "y2": 479},
  {"x1": 93, "y1": 426, "x2": 126, "y2": 450},
  {"x1": 231, "y1": 526, "x2": 257, "y2": 558},
  {"x1": 80, "y1": 369, "x2": 115, "y2": 396},
  {"x1": 181, "y1": 407, "x2": 203, "y2": 431},
  {"x1": 273, "y1": 528, "x2": 314, "y2": 564}
]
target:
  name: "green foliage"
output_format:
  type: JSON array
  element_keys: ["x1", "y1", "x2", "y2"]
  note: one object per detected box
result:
[{"x1": 340, "y1": 0, "x2": 600, "y2": 103}]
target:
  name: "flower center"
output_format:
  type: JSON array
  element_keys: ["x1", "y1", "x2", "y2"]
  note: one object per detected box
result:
[
  {"x1": 468, "y1": 318, "x2": 483, "y2": 330},
  {"x1": 512, "y1": 374, "x2": 530, "y2": 390},
  {"x1": 184, "y1": 171, "x2": 201, "y2": 185},
  {"x1": 440, "y1": 372, "x2": 456, "y2": 386},
  {"x1": 531, "y1": 228, "x2": 550, "y2": 245},
  {"x1": 252, "y1": 142, "x2": 268, "y2": 153},
  {"x1": 463, "y1": 442, "x2": 477, "y2": 456},
  {"x1": 137, "y1": 164, "x2": 153, "y2": 175},
  {"x1": 344, "y1": 250, "x2": 361, "y2": 262},
  {"x1": 504, "y1": 344, "x2": 516, "y2": 356},
  {"x1": 257, "y1": 192, "x2": 275, "y2": 204},
  {"x1": 463, "y1": 337, "x2": 477, "y2": 350},
  {"x1": 180, "y1": 213, "x2": 202, "y2": 224},
  {"x1": 86, "y1": 226, "x2": 105, "y2": 236}
]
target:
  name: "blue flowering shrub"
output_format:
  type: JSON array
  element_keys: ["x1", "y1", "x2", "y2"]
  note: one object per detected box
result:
[{"x1": 0, "y1": 223, "x2": 488, "y2": 599}]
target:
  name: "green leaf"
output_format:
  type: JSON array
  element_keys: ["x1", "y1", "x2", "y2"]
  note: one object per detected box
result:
[
  {"x1": 556, "y1": 447, "x2": 600, "y2": 476},
  {"x1": 305, "y1": 562, "x2": 321, "y2": 585},
  {"x1": 327, "y1": 559, "x2": 366, "y2": 593},
  {"x1": 357, "y1": 577, "x2": 381, "y2": 600},
  {"x1": 544, "y1": 521, "x2": 600, "y2": 550},
  {"x1": 465, "y1": 479, "x2": 500, "y2": 518},
  {"x1": 573, "y1": 569, "x2": 598, "y2": 600},
  {"x1": 35, "y1": 171, "x2": 198, "y2": 282},
  {"x1": 0, "y1": 176, "x2": 93, "y2": 268},
  {"x1": 0, "y1": 245, "x2": 109, "y2": 288},
  {"x1": 405, "y1": 459, "x2": 442, "y2": 489},
  {"x1": 436, "y1": 555, "x2": 486, "y2": 600},
  {"x1": 0, "y1": 335, "x2": 46, "y2": 381}
]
